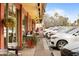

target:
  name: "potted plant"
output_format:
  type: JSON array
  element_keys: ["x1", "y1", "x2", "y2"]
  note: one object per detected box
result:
[{"x1": 23, "y1": 34, "x2": 37, "y2": 48}]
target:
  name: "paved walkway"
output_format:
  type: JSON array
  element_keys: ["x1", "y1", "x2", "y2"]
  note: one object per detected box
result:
[
  {"x1": 34, "y1": 38, "x2": 51, "y2": 56},
  {"x1": 0, "y1": 37, "x2": 51, "y2": 56},
  {"x1": 19, "y1": 37, "x2": 51, "y2": 56},
  {"x1": 20, "y1": 47, "x2": 36, "y2": 56}
]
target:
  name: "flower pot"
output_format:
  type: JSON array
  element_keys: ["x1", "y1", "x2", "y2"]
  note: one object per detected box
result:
[{"x1": 26, "y1": 39, "x2": 34, "y2": 48}]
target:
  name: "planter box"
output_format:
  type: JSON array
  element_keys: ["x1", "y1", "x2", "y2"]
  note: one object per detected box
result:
[
  {"x1": 23, "y1": 34, "x2": 37, "y2": 48},
  {"x1": 26, "y1": 40, "x2": 35, "y2": 48}
]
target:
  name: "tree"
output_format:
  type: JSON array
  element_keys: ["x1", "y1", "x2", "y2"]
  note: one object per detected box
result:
[
  {"x1": 54, "y1": 12, "x2": 59, "y2": 17},
  {"x1": 42, "y1": 12, "x2": 69, "y2": 28},
  {"x1": 58, "y1": 16, "x2": 69, "y2": 26},
  {"x1": 42, "y1": 14, "x2": 50, "y2": 28},
  {"x1": 77, "y1": 19, "x2": 79, "y2": 26}
]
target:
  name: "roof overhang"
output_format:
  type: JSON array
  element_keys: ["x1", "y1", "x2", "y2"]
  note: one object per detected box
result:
[{"x1": 22, "y1": 3, "x2": 39, "y2": 20}]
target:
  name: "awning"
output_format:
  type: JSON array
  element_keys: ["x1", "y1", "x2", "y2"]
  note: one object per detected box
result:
[{"x1": 22, "y1": 3, "x2": 39, "y2": 20}]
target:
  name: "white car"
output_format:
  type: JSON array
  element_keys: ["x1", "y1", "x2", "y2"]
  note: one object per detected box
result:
[
  {"x1": 67, "y1": 28, "x2": 79, "y2": 36},
  {"x1": 46, "y1": 27, "x2": 76, "y2": 39},
  {"x1": 43, "y1": 26, "x2": 60, "y2": 34},
  {"x1": 49, "y1": 27, "x2": 79, "y2": 50},
  {"x1": 61, "y1": 41, "x2": 79, "y2": 56},
  {"x1": 47, "y1": 27, "x2": 68, "y2": 38},
  {"x1": 50, "y1": 33, "x2": 75, "y2": 49},
  {"x1": 43, "y1": 29, "x2": 57, "y2": 37},
  {"x1": 45, "y1": 27, "x2": 66, "y2": 38}
]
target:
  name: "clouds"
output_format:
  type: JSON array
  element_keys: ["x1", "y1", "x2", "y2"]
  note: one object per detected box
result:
[
  {"x1": 45, "y1": 9, "x2": 66, "y2": 17},
  {"x1": 45, "y1": 8, "x2": 77, "y2": 23},
  {"x1": 45, "y1": 3, "x2": 79, "y2": 23}
]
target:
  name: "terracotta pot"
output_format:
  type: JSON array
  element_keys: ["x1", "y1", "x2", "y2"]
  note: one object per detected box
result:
[{"x1": 26, "y1": 39, "x2": 34, "y2": 48}]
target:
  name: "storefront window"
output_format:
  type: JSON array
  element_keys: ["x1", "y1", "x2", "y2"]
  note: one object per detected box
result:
[
  {"x1": 8, "y1": 4, "x2": 17, "y2": 43},
  {"x1": 4, "y1": 3, "x2": 17, "y2": 46},
  {"x1": 23, "y1": 16, "x2": 27, "y2": 34}
]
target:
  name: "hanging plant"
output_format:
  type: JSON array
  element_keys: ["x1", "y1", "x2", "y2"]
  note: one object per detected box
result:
[
  {"x1": 9, "y1": 11, "x2": 16, "y2": 17},
  {"x1": 3, "y1": 16, "x2": 15, "y2": 28}
]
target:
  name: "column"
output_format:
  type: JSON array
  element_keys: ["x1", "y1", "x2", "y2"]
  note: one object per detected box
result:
[
  {"x1": 16, "y1": 4, "x2": 22, "y2": 48},
  {"x1": 19, "y1": 4, "x2": 22, "y2": 48},
  {"x1": 0, "y1": 3, "x2": 4, "y2": 49},
  {"x1": 28, "y1": 15, "x2": 32, "y2": 32},
  {"x1": 25, "y1": 13, "x2": 28, "y2": 33}
]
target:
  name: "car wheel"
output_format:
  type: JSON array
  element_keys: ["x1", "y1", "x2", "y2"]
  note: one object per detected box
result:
[{"x1": 56, "y1": 40, "x2": 68, "y2": 50}]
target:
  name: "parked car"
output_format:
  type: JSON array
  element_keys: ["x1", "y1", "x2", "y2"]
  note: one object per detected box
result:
[
  {"x1": 47, "y1": 27, "x2": 69, "y2": 39},
  {"x1": 43, "y1": 27, "x2": 56, "y2": 36},
  {"x1": 61, "y1": 42, "x2": 79, "y2": 56},
  {"x1": 44, "y1": 26, "x2": 67, "y2": 39},
  {"x1": 43, "y1": 29, "x2": 57, "y2": 38},
  {"x1": 49, "y1": 27, "x2": 78, "y2": 50},
  {"x1": 67, "y1": 28, "x2": 79, "y2": 36},
  {"x1": 46, "y1": 30, "x2": 57, "y2": 39},
  {"x1": 50, "y1": 33, "x2": 75, "y2": 49}
]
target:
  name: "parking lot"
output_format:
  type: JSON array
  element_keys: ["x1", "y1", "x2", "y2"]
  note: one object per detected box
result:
[
  {"x1": 43, "y1": 26, "x2": 79, "y2": 56},
  {"x1": 51, "y1": 48, "x2": 61, "y2": 56},
  {"x1": 44, "y1": 38, "x2": 61, "y2": 56}
]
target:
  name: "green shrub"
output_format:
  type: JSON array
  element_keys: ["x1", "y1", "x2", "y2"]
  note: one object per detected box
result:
[{"x1": 23, "y1": 34, "x2": 38, "y2": 45}]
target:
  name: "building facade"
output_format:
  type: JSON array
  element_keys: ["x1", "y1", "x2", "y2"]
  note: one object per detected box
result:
[{"x1": 0, "y1": 3, "x2": 46, "y2": 49}]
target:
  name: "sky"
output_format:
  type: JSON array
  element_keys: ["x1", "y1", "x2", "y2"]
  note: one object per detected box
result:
[{"x1": 45, "y1": 3, "x2": 79, "y2": 23}]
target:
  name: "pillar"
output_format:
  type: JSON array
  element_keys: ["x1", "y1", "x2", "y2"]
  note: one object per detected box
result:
[
  {"x1": 16, "y1": 4, "x2": 22, "y2": 48},
  {"x1": 28, "y1": 15, "x2": 32, "y2": 32},
  {"x1": 0, "y1": 3, "x2": 4, "y2": 49},
  {"x1": 26, "y1": 13, "x2": 28, "y2": 33},
  {"x1": 19, "y1": 4, "x2": 22, "y2": 48}
]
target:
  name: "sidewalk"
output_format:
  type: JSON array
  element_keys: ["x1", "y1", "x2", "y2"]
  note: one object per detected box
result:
[
  {"x1": 20, "y1": 47, "x2": 36, "y2": 56},
  {"x1": 0, "y1": 49, "x2": 7, "y2": 55},
  {"x1": 19, "y1": 37, "x2": 51, "y2": 56},
  {"x1": 0, "y1": 37, "x2": 51, "y2": 56},
  {"x1": 34, "y1": 38, "x2": 51, "y2": 56}
]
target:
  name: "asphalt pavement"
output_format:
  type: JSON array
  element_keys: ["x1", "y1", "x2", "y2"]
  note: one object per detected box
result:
[{"x1": 44, "y1": 38, "x2": 61, "y2": 56}]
